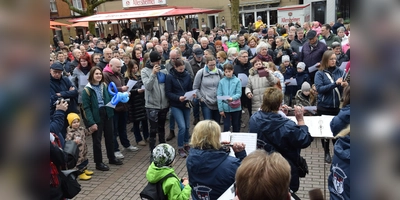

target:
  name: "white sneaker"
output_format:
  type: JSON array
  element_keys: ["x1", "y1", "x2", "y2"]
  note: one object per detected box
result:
[
  {"x1": 126, "y1": 145, "x2": 139, "y2": 152},
  {"x1": 242, "y1": 110, "x2": 245, "y2": 114},
  {"x1": 114, "y1": 151, "x2": 124, "y2": 159}
]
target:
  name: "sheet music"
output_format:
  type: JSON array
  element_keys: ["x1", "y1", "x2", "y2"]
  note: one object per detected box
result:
[
  {"x1": 238, "y1": 73, "x2": 248, "y2": 87},
  {"x1": 184, "y1": 89, "x2": 197, "y2": 101},
  {"x1": 285, "y1": 78, "x2": 297, "y2": 86},
  {"x1": 230, "y1": 133, "x2": 257, "y2": 154},
  {"x1": 126, "y1": 79, "x2": 137, "y2": 92},
  {"x1": 217, "y1": 96, "x2": 231, "y2": 100},
  {"x1": 339, "y1": 61, "x2": 348, "y2": 71},
  {"x1": 220, "y1": 132, "x2": 231, "y2": 142},
  {"x1": 287, "y1": 116, "x2": 334, "y2": 138},
  {"x1": 217, "y1": 183, "x2": 235, "y2": 200},
  {"x1": 308, "y1": 63, "x2": 319, "y2": 73}
]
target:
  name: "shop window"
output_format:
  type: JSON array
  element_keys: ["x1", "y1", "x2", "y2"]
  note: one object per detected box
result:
[{"x1": 50, "y1": 0, "x2": 57, "y2": 12}]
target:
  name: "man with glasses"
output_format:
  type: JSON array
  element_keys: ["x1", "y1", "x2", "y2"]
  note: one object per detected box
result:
[
  {"x1": 299, "y1": 30, "x2": 327, "y2": 85},
  {"x1": 97, "y1": 48, "x2": 113, "y2": 70},
  {"x1": 238, "y1": 35, "x2": 253, "y2": 60}
]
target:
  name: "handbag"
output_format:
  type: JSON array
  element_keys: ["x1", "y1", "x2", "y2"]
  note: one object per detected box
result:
[
  {"x1": 176, "y1": 77, "x2": 194, "y2": 109},
  {"x1": 63, "y1": 140, "x2": 79, "y2": 169},
  {"x1": 228, "y1": 99, "x2": 241, "y2": 108},
  {"x1": 60, "y1": 169, "x2": 81, "y2": 198}
]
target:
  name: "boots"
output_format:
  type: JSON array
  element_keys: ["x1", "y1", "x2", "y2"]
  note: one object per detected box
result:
[
  {"x1": 79, "y1": 173, "x2": 92, "y2": 180},
  {"x1": 159, "y1": 133, "x2": 166, "y2": 144},
  {"x1": 166, "y1": 130, "x2": 175, "y2": 141},
  {"x1": 84, "y1": 169, "x2": 94, "y2": 175}
]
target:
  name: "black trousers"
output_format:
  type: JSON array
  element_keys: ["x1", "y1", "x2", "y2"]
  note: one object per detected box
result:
[
  {"x1": 146, "y1": 108, "x2": 169, "y2": 151},
  {"x1": 317, "y1": 106, "x2": 340, "y2": 154},
  {"x1": 92, "y1": 107, "x2": 115, "y2": 164}
]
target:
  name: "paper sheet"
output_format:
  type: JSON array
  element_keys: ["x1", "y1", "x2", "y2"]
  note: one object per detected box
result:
[
  {"x1": 230, "y1": 133, "x2": 258, "y2": 155},
  {"x1": 217, "y1": 183, "x2": 236, "y2": 200},
  {"x1": 126, "y1": 80, "x2": 137, "y2": 92},
  {"x1": 141, "y1": 85, "x2": 145, "y2": 89},
  {"x1": 299, "y1": 46, "x2": 303, "y2": 52},
  {"x1": 287, "y1": 115, "x2": 334, "y2": 138},
  {"x1": 220, "y1": 132, "x2": 231, "y2": 143},
  {"x1": 320, "y1": 39, "x2": 326, "y2": 44},
  {"x1": 79, "y1": 75, "x2": 88, "y2": 86},
  {"x1": 307, "y1": 63, "x2": 319, "y2": 73},
  {"x1": 303, "y1": 106, "x2": 317, "y2": 114},
  {"x1": 184, "y1": 89, "x2": 197, "y2": 101},
  {"x1": 339, "y1": 61, "x2": 348, "y2": 71},
  {"x1": 285, "y1": 78, "x2": 297, "y2": 86},
  {"x1": 105, "y1": 102, "x2": 116, "y2": 109},
  {"x1": 217, "y1": 96, "x2": 231, "y2": 100},
  {"x1": 238, "y1": 73, "x2": 248, "y2": 87}
]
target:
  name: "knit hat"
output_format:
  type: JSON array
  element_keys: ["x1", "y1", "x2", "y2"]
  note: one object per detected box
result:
[
  {"x1": 150, "y1": 51, "x2": 162, "y2": 62},
  {"x1": 152, "y1": 143, "x2": 176, "y2": 167},
  {"x1": 297, "y1": 62, "x2": 306, "y2": 70},
  {"x1": 67, "y1": 113, "x2": 80, "y2": 127},
  {"x1": 258, "y1": 16, "x2": 262, "y2": 20},
  {"x1": 261, "y1": 29, "x2": 268, "y2": 34},
  {"x1": 301, "y1": 82, "x2": 311, "y2": 92},
  {"x1": 281, "y1": 55, "x2": 290, "y2": 63}
]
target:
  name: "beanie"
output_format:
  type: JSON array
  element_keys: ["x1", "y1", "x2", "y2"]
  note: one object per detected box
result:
[
  {"x1": 297, "y1": 62, "x2": 306, "y2": 71},
  {"x1": 152, "y1": 143, "x2": 176, "y2": 167},
  {"x1": 301, "y1": 82, "x2": 311, "y2": 92},
  {"x1": 67, "y1": 113, "x2": 80, "y2": 127},
  {"x1": 281, "y1": 55, "x2": 290, "y2": 63},
  {"x1": 150, "y1": 51, "x2": 162, "y2": 62}
]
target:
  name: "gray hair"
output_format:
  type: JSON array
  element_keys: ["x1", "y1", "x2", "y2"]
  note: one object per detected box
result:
[
  {"x1": 152, "y1": 37, "x2": 159, "y2": 42},
  {"x1": 238, "y1": 50, "x2": 248, "y2": 57},
  {"x1": 221, "y1": 36, "x2": 228, "y2": 43},
  {"x1": 227, "y1": 47, "x2": 238, "y2": 57},
  {"x1": 179, "y1": 38, "x2": 187, "y2": 44},
  {"x1": 256, "y1": 42, "x2": 271, "y2": 54},
  {"x1": 337, "y1": 27, "x2": 345, "y2": 33},
  {"x1": 192, "y1": 44, "x2": 201, "y2": 51},
  {"x1": 200, "y1": 37, "x2": 209, "y2": 43}
]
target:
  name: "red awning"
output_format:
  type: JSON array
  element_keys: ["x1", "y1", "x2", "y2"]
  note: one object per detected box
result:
[
  {"x1": 50, "y1": 21, "x2": 71, "y2": 26},
  {"x1": 68, "y1": 21, "x2": 89, "y2": 27},
  {"x1": 70, "y1": 6, "x2": 222, "y2": 22},
  {"x1": 50, "y1": 26, "x2": 61, "y2": 30}
]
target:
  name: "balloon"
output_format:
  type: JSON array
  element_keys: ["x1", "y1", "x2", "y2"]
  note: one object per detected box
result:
[{"x1": 108, "y1": 82, "x2": 129, "y2": 106}]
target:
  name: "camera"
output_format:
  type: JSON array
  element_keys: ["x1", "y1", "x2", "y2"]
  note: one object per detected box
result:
[{"x1": 53, "y1": 97, "x2": 70, "y2": 105}]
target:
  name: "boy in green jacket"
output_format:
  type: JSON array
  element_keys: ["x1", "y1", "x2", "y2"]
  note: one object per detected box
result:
[{"x1": 145, "y1": 143, "x2": 192, "y2": 200}]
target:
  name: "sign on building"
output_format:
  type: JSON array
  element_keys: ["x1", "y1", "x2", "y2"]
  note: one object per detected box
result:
[
  {"x1": 122, "y1": 0, "x2": 167, "y2": 8},
  {"x1": 277, "y1": 4, "x2": 311, "y2": 25}
]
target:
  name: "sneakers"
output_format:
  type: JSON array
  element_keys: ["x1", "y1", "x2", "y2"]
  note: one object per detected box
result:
[
  {"x1": 114, "y1": 151, "x2": 125, "y2": 159},
  {"x1": 138, "y1": 140, "x2": 147, "y2": 146},
  {"x1": 166, "y1": 130, "x2": 175, "y2": 141},
  {"x1": 79, "y1": 173, "x2": 92, "y2": 180},
  {"x1": 241, "y1": 122, "x2": 246, "y2": 128},
  {"x1": 84, "y1": 169, "x2": 94, "y2": 175},
  {"x1": 242, "y1": 110, "x2": 245, "y2": 114},
  {"x1": 184, "y1": 145, "x2": 190, "y2": 154},
  {"x1": 193, "y1": 118, "x2": 200, "y2": 125},
  {"x1": 126, "y1": 145, "x2": 139, "y2": 152},
  {"x1": 178, "y1": 148, "x2": 188, "y2": 158},
  {"x1": 325, "y1": 153, "x2": 332, "y2": 163}
]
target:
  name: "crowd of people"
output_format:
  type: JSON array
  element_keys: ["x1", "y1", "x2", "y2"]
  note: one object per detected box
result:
[{"x1": 50, "y1": 17, "x2": 350, "y2": 200}]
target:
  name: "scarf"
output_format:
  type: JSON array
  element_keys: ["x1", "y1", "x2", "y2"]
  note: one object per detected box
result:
[{"x1": 256, "y1": 53, "x2": 273, "y2": 62}]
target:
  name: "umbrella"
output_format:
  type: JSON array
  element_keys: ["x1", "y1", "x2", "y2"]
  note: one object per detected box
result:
[
  {"x1": 50, "y1": 21, "x2": 70, "y2": 26},
  {"x1": 68, "y1": 21, "x2": 89, "y2": 27},
  {"x1": 50, "y1": 26, "x2": 61, "y2": 30}
]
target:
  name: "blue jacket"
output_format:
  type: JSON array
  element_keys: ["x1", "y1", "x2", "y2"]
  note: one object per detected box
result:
[
  {"x1": 93, "y1": 47, "x2": 103, "y2": 54},
  {"x1": 328, "y1": 129, "x2": 350, "y2": 200},
  {"x1": 299, "y1": 41, "x2": 327, "y2": 72},
  {"x1": 330, "y1": 104, "x2": 350, "y2": 136},
  {"x1": 165, "y1": 68, "x2": 193, "y2": 109},
  {"x1": 295, "y1": 71, "x2": 310, "y2": 91},
  {"x1": 314, "y1": 67, "x2": 345, "y2": 109},
  {"x1": 249, "y1": 111, "x2": 313, "y2": 192},
  {"x1": 50, "y1": 74, "x2": 79, "y2": 115},
  {"x1": 50, "y1": 110, "x2": 66, "y2": 148},
  {"x1": 186, "y1": 148, "x2": 246, "y2": 200},
  {"x1": 217, "y1": 75, "x2": 242, "y2": 113}
]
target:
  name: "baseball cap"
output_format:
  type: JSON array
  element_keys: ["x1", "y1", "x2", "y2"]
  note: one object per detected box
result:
[
  {"x1": 150, "y1": 51, "x2": 162, "y2": 62},
  {"x1": 306, "y1": 30, "x2": 317, "y2": 39},
  {"x1": 193, "y1": 48, "x2": 204, "y2": 57}
]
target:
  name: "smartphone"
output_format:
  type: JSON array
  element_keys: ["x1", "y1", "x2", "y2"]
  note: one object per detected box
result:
[{"x1": 258, "y1": 68, "x2": 269, "y2": 77}]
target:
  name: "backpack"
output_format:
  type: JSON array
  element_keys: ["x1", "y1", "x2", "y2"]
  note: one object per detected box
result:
[{"x1": 140, "y1": 173, "x2": 177, "y2": 200}]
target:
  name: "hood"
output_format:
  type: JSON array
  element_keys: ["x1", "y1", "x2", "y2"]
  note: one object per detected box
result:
[
  {"x1": 337, "y1": 104, "x2": 350, "y2": 124},
  {"x1": 103, "y1": 64, "x2": 114, "y2": 74},
  {"x1": 252, "y1": 111, "x2": 288, "y2": 132},
  {"x1": 146, "y1": 162, "x2": 176, "y2": 183},
  {"x1": 334, "y1": 134, "x2": 350, "y2": 161},
  {"x1": 99, "y1": 57, "x2": 109, "y2": 64},
  {"x1": 186, "y1": 148, "x2": 229, "y2": 174}
]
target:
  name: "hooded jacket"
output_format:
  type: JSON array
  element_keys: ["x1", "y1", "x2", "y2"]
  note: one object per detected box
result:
[
  {"x1": 186, "y1": 148, "x2": 246, "y2": 200},
  {"x1": 103, "y1": 65, "x2": 127, "y2": 112},
  {"x1": 330, "y1": 104, "x2": 350, "y2": 136},
  {"x1": 245, "y1": 68, "x2": 276, "y2": 113},
  {"x1": 314, "y1": 67, "x2": 345, "y2": 109},
  {"x1": 146, "y1": 162, "x2": 192, "y2": 200},
  {"x1": 192, "y1": 66, "x2": 224, "y2": 110},
  {"x1": 249, "y1": 111, "x2": 313, "y2": 192},
  {"x1": 217, "y1": 75, "x2": 242, "y2": 113},
  {"x1": 141, "y1": 60, "x2": 169, "y2": 110},
  {"x1": 165, "y1": 68, "x2": 193, "y2": 109},
  {"x1": 295, "y1": 90, "x2": 317, "y2": 107},
  {"x1": 328, "y1": 126, "x2": 350, "y2": 200}
]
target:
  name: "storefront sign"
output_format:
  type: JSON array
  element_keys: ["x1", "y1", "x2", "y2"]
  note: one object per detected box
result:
[
  {"x1": 277, "y1": 4, "x2": 310, "y2": 25},
  {"x1": 123, "y1": 0, "x2": 167, "y2": 8}
]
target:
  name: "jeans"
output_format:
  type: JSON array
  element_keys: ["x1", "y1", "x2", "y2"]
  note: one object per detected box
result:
[
  {"x1": 113, "y1": 111, "x2": 130, "y2": 152},
  {"x1": 223, "y1": 111, "x2": 241, "y2": 132},
  {"x1": 92, "y1": 107, "x2": 115, "y2": 163},
  {"x1": 132, "y1": 119, "x2": 149, "y2": 143},
  {"x1": 171, "y1": 107, "x2": 190, "y2": 148},
  {"x1": 169, "y1": 108, "x2": 176, "y2": 130},
  {"x1": 192, "y1": 98, "x2": 200, "y2": 119},
  {"x1": 200, "y1": 102, "x2": 221, "y2": 123},
  {"x1": 76, "y1": 159, "x2": 88, "y2": 171}
]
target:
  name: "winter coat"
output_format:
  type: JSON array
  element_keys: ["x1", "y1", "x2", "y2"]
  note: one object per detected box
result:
[
  {"x1": 217, "y1": 75, "x2": 242, "y2": 113},
  {"x1": 50, "y1": 74, "x2": 79, "y2": 116},
  {"x1": 245, "y1": 68, "x2": 276, "y2": 113},
  {"x1": 328, "y1": 124, "x2": 350, "y2": 200},
  {"x1": 165, "y1": 60, "x2": 194, "y2": 81},
  {"x1": 93, "y1": 47, "x2": 103, "y2": 54},
  {"x1": 103, "y1": 65, "x2": 128, "y2": 112},
  {"x1": 189, "y1": 57, "x2": 206, "y2": 77},
  {"x1": 192, "y1": 66, "x2": 224, "y2": 110},
  {"x1": 186, "y1": 148, "x2": 246, "y2": 200},
  {"x1": 330, "y1": 104, "x2": 350, "y2": 136},
  {"x1": 295, "y1": 71, "x2": 310, "y2": 91},
  {"x1": 227, "y1": 41, "x2": 240, "y2": 53},
  {"x1": 336, "y1": 53, "x2": 349, "y2": 67},
  {"x1": 314, "y1": 67, "x2": 345, "y2": 109},
  {"x1": 233, "y1": 59, "x2": 252, "y2": 77},
  {"x1": 70, "y1": 66, "x2": 91, "y2": 103},
  {"x1": 81, "y1": 82, "x2": 114, "y2": 127},
  {"x1": 165, "y1": 68, "x2": 193, "y2": 109},
  {"x1": 321, "y1": 33, "x2": 342, "y2": 48},
  {"x1": 249, "y1": 111, "x2": 313, "y2": 192},
  {"x1": 290, "y1": 37, "x2": 307, "y2": 56},
  {"x1": 125, "y1": 74, "x2": 147, "y2": 123},
  {"x1": 96, "y1": 57, "x2": 109, "y2": 70},
  {"x1": 273, "y1": 46, "x2": 293, "y2": 66},
  {"x1": 69, "y1": 60, "x2": 79, "y2": 74},
  {"x1": 299, "y1": 41, "x2": 327, "y2": 71},
  {"x1": 141, "y1": 60, "x2": 169, "y2": 110},
  {"x1": 65, "y1": 127, "x2": 90, "y2": 167},
  {"x1": 295, "y1": 90, "x2": 317, "y2": 107},
  {"x1": 146, "y1": 162, "x2": 192, "y2": 200}
]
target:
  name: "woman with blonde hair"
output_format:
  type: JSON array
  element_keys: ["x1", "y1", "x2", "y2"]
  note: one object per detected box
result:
[
  {"x1": 186, "y1": 120, "x2": 246, "y2": 200},
  {"x1": 273, "y1": 36, "x2": 293, "y2": 65}
]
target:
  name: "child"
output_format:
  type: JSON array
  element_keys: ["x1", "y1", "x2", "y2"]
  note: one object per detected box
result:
[
  {"x1": 146, "y1": 143, "x2": 192, "y2": 200},
  {"x1": 295, "y1": 82, "x2": 317, "y2": 116},
  {"x1": 280, "y1": 55, "x2": 296, "y2": 106},
  {"x1": 295, "y1": 62, "x2": 310, "y2": 91},
  {"x1": 267, "y1": 61, "x2": 285, "y2": 94},
  {"x1": 217, "y1": 64, "x2": 242, "y2": 132},
  {"x1": 66, "y1": 113, "x2": 93, "y2": 180}
]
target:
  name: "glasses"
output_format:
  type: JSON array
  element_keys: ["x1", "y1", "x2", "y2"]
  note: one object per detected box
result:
[{"x1": 170, "y1": 57, "x2": 180, "y2": 60}]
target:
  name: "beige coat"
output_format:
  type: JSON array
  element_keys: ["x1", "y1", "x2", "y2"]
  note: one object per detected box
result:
[
  {"x1": 66, "y1": 127, "x2": 91, "y2": 168},
  {"x1": 245, "y1": 68, "x2": 276, "y2": 113}
]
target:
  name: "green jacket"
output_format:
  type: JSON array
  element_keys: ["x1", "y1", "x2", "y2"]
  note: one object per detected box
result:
[
  {"x1": 81, "y1": 82, "x2": 114, "y2": 127},
  {"x1": 146, "y1": 162, "x2": 192, "y2": 200}
]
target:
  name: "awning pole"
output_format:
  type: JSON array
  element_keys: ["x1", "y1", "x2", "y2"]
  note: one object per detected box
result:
[{"x1": 158, "y1": 17, "x2": 162, "y2": 37}]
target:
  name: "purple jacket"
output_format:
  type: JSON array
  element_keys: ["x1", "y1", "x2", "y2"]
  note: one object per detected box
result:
[{"x1": 299, "y1": 41, "x2": 327, "y2": 72}]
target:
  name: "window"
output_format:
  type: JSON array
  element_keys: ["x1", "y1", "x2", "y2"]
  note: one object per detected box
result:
[
  {"x1": 71, "y1": 0, "x2": 83, "y2": 16},
  {"x1": 50, "y1": 0, "x2": 57, "y2": 12}
]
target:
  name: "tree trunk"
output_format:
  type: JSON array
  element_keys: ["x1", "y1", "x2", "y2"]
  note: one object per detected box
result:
[
  {"x1": 230, "y1": 0, "x2": 240, "y2": 32},
  {"x1": 89, "y1": 21, "x2": 96, "y2": 35}
]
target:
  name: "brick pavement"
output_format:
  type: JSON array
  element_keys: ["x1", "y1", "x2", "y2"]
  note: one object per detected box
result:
[{"x1": 73, "y1": 110, "x2": 332, "y2": 199}]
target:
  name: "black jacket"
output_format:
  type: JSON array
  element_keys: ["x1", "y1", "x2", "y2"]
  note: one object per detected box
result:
[
  {"x1": 96, "y1": 57, "x2": 109, "y2": 70},
  {"x1": 125, "y1": 75, "x2": 147, "y2": 122}
]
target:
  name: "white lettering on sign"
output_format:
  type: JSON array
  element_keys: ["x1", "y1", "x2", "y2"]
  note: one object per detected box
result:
[{"x1": 123, "y1": 0, "x2": 166, "y2": 8}]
